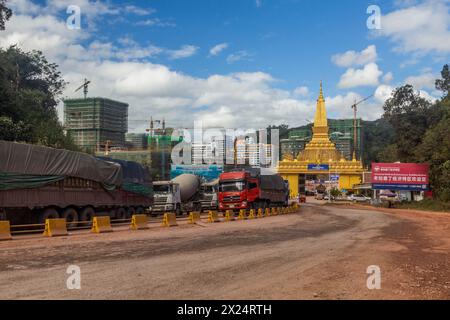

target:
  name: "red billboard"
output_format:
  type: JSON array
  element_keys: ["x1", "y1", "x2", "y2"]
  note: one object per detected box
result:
[{"x1": 371, "y1": 163, "x2": 429, "y2": 191}]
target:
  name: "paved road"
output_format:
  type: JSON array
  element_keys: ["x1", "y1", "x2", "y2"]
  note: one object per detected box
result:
[{"x1": 0, "y1": 203, "x2": 449, "y2": 299}]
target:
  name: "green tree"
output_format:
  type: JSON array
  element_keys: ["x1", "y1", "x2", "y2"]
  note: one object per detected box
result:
[
  {"x1": 0, "y1": 0, "x2": 12, "y2": 30},
  {"x1": 362, "y1": 118, "x2": 395, "y2": 165},
  {"x1": 415, "y1": 99, "x2": 450, "y2": 201},
  {"x1": 0, "y1": 46, "x2": 77, "y2": 150},
  {"x1": 435, "y1": 64, "x2": 450, "y2": 98},
  {"x1": 382, "y1": 85, "x2": 434, "y2": 162}
]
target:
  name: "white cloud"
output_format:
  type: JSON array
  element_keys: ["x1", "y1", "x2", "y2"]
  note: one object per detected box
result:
[
  {"x1": 0, "y1": 1, "x2": 390, "y2": 132},
  {"x1": 293, "y1": 86, "x2": 309, "y2": 97},
  {"x1": 404, "y1": 72, "x2": 437, "y2": 90},
  {"x1": 226, "y1": 50, "x2": 252, "y2": 64},
  {"x1": 378, "y1": 1, "x2": 450, "y2": 54},
  {"x1": 8, "y1": 0, "x2": 42, "y2": 15},
  {"x1": 374, "y1": 84, "x2": 394, "y2": 103},
  {"x1": 209, "y1": 43, "x2": 228, "y2": 56},
  {"x1": 327, "y1": 91, "x2": 382, "y2": 120},
  {"x1": 338, "y1": 63, "x2": 383, "y2": 88},
  {"x1": 124, "y1": 5, "x2": 155, "y2": 16},
  {"x1": 383, "y1": 72, "x2": 394, "y2": 83},
  {"x1": 331, "y1": 45, "x2": 377, "y2": 67},
  {"x1": 135, "y1": 18, "x2": 176, "y2": 27},
  {"x1": 167, "y1": 45, "x2": 199, "y2": 59}
]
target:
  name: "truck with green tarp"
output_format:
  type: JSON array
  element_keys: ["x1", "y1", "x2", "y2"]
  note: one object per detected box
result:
[{"x1": 0, "y1": 140, "x2": 153, "y2": 226}]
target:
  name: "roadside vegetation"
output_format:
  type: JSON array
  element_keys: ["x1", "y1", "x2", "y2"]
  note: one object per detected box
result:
[{"x1": 391, "y1": 199, "x2": 450, "y2": 213}]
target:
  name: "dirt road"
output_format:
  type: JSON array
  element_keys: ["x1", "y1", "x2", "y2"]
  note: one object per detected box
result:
[{"x1": 0, "y1": 202, "x2": 449, "y2": 299}]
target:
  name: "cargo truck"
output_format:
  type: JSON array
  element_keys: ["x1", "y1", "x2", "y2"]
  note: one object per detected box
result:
[
  {"x1": 151, "y1": 174, "x2": 218, "y2": 215},
  {"x1": 218, "y1": 169, "x2": 289, "y2": 211},
  {"x1": 0, "y1": 141, "x2": 153, "y2": 226}
]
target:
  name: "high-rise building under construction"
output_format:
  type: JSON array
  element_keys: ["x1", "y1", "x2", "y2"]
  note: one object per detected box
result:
[{"x1": 64, "y1": 98, "x2": 128, "y2": 153}]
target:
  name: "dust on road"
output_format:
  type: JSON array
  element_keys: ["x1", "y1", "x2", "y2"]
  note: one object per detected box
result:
[{"x1": 0, "y1": 203, "x2": 449, "y2": 299}]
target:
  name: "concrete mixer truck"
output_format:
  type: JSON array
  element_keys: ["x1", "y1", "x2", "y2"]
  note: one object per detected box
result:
[{"x1": 151, "y1": 174, "x2": 217, "y2": 215}]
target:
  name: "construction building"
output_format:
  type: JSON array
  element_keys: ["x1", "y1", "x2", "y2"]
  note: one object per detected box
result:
[
  {"x1": 281, "y1": 118, "x2": 361, "y2": 161},
  {"x1": 64, "y1": 98, "x2": 128, "y2": 153},
  {"x1": 125, "y1": 133, "x2": 148, "y2": 150}
]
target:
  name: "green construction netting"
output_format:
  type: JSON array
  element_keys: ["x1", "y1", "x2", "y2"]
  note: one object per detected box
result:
[{"x1": 0, "y1": 173, "x2": 65, "y2": 191}]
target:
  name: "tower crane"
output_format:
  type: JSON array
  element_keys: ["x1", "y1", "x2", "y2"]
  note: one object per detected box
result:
[
  {"x1": 74, "y1": 78, "x2": 91, "y2": 99},
  {"x1": 350, "y1": 94, "x2": 373, "y2": 159}
]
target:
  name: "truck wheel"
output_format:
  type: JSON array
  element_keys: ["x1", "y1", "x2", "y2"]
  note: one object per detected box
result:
[
  {"x1": 79, "y1": 207, "x2": 95, "y2": 226},
  {"x1": 116, "y1": 207, "x2": 127, "y2": 220},
  {"x1": 61, "y1": 208, "x2": 79, "y2": 229},
  {"x1": 126, "y1": 207, "x2": 135, "y2": 219},
  {"x1": 38, "y1": 208, "x2": 59, "y2": 224}
]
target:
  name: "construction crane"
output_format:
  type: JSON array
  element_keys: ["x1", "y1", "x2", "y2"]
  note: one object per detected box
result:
[
  {"x1": 350, "y1": 94, "x2": 373, "y2": 159},
  {"x1": 74, "y1": 78, "x2": 91, "y2": 99}
]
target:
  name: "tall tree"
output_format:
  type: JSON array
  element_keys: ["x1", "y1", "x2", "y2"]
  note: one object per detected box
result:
[
  {"x1": 0, "y1": 46, "x2": 78, "y2": 150},
  {"x1": 382, "y1": 85, "x2": 432, "y2": 162},
  {"x1": 415, "y1": 100, "x2": 450, "y2": 201},
  {"x1": 0, "y1": 0, "x2": 12, "y2": 30},
  {"x1": 435, "y1": 64, "x2": 450, "y2": 98}
]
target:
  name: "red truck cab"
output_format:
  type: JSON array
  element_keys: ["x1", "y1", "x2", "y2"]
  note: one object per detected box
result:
[{"x1": 218, "y1": 171, "x2": 259, "y2": 211}]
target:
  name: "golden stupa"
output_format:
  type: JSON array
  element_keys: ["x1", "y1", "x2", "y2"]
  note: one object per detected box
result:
[{"x1": 277, "y1": 82, "x2": 364, "y2": 197}]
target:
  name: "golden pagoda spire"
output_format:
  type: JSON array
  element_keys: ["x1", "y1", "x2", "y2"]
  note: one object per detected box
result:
[
  {"x1": 294, "y1": 81, "x2": 344, "y2": 162},
  {"x1": 314, "y1": 80, "x2": 328, "y2": 128}
]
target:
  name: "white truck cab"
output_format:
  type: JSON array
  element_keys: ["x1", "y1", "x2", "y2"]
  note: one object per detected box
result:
[{"x1": 151, "y1": 181, "x2": 182, "y2": 215}]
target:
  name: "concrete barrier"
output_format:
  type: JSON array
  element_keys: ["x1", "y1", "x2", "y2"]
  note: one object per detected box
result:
[
  {"x1": 131, "y1": 214, "x2": 149, "y2": 230},
  {"x1": 43, "y1": 218, "x2": 68, "y2": 237},
  {"x1": 162, "y1": 212, "x2": 178, "y2": 227},
  {"x1": 0, "y1": 221, "x2": 12, "y2": 241},
  {"x1": 207, "y1": 211, "x2": 220, "y2": 223},
  {"x1": 188, "y1": 212, "x2": 201, "y2": 224},
  {"x1": 92, "y1": 216, "x2": 113, "y2": 233},
  {"x1": 237, "y1": 209, "x2": 247, "y2": 220},
  {"x1": 257, "y1": 208, "x2": 264, "y2": 218},
  {"x1": 225, "y1": 210, "x2": 235, "y2": 221}
]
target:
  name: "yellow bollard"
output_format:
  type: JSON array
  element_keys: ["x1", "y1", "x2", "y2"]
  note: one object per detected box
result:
[
  {"x1": 265, "y1": 208, "x2": 271, "y2": 217},
  {"x1": 162, "y1": 212, "x2": 178, "y2": 227},
  {"x1": 237, "y1": 209, "x2": 247, "y2": 220},
  {"x1": 91, "y1": 216, "x2": 113, "y2": 233},
  {"x1": 43, "y1": 218, "x2": 68, "y2": 237},
  {"x1": 271, "y1": 207, "x2": 277, "y2": 216},
  {"x1": 257, "y1": 208, "x2": 264, "y2": 218},
  {"x1": 248, "y1": 209, "x2": 256, "y2": 219},
  {"x1": 225, "y1": 210, "x2": 235, "y2": 221},
  {"x1": 188, "y1": 212, "x2": 201, "y2": 224},
  {"x1": 0, "y1": 221, "x2": 12, "y2": 241},
  {"x1": 207, "y1": 211, "x2": 220, "y2": 223},
  {"x1": 131, "y1": 214, "x2": 149, "y2": 230}
]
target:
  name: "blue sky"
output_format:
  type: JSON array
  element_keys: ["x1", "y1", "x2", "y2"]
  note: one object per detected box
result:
[{"x1": 2, "y1": 0, "x2": 449, "y2": 130}]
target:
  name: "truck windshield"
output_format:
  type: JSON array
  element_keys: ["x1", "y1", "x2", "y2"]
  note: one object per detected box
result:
[
  {"x1": 219, "y1": 181, "x2": 245, "y2": 192},
  {"x1": 154, "y1": 185, "x2": 170, "y2": 193}
]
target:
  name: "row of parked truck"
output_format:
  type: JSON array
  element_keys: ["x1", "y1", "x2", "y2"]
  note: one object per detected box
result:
[{"x1": 0, "y1": 140, "x2": 290, "y2": 225}]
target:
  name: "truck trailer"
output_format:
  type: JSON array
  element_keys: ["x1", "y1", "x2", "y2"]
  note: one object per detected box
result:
[
  {"x1": 0, "y1": 140, "x2": 153, "y2": 225},
  {"x1": 218, "y1": 169, "x2": 289, "y2": 211}
]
